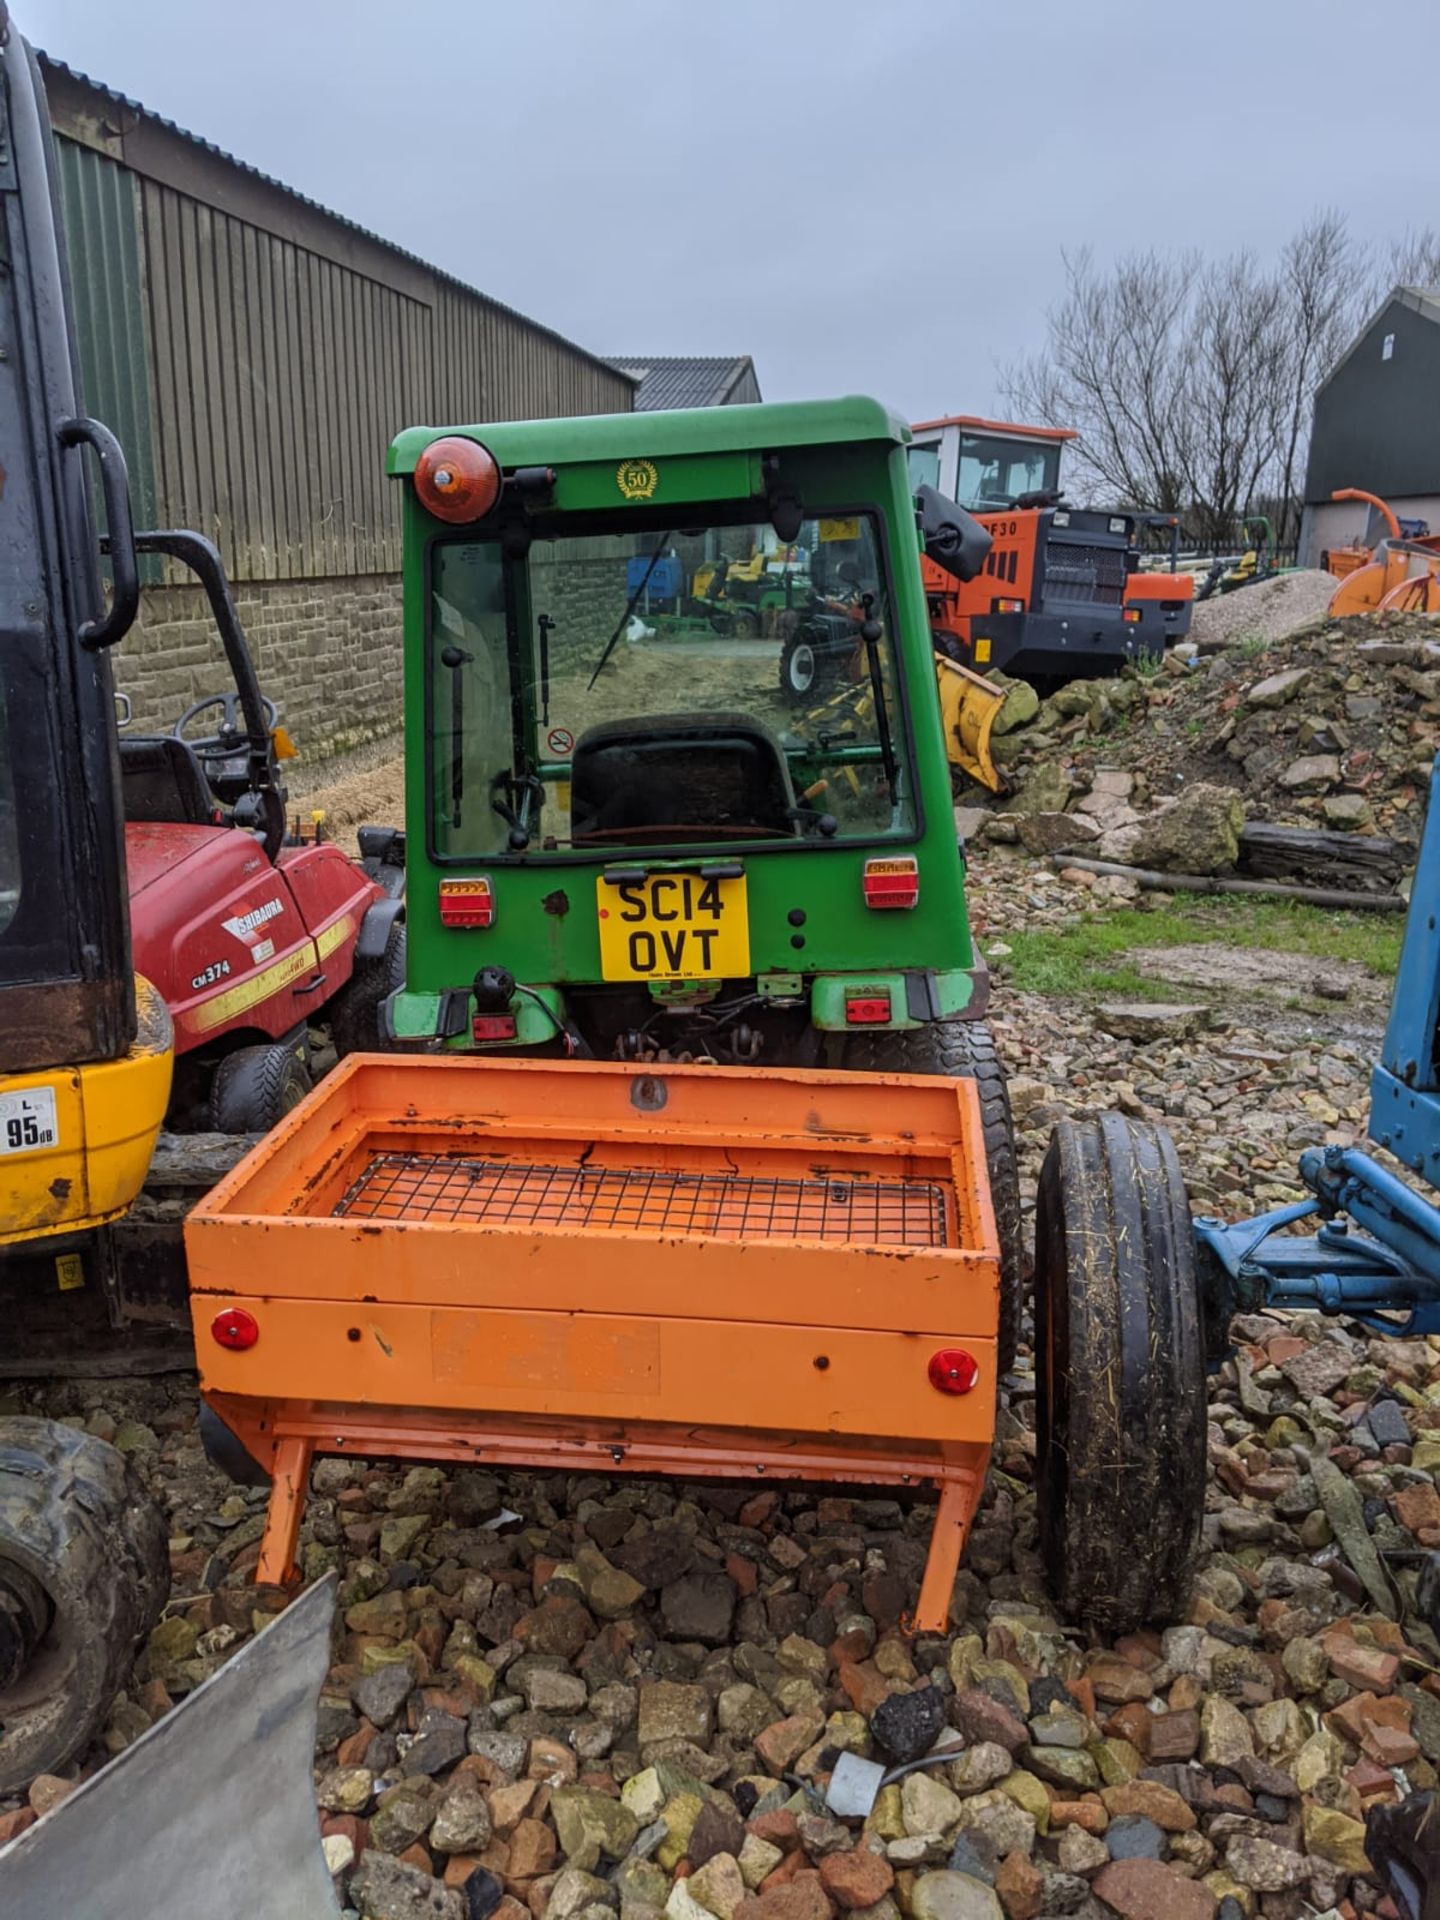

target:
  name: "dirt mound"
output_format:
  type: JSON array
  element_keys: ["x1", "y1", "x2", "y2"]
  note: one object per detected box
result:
[{"x1": 994, "y1": 611, "x2": 1440, "y2": 848}]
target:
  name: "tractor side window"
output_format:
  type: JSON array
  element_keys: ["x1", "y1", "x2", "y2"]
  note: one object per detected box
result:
[
  {"x1": 430, "y1": 542, "x2": 514, "y2": 858},
  {"x1": 907, "y1": 444, "x2": 942, "y2": 493},
  {"x1": 0, "y1": 684, "x2": 18, "y2": 935}
]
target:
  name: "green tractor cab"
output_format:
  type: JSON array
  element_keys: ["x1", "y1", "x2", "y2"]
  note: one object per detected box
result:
[{"x1": 385, "y1": 398, "x2": 993, "y2": 1067}]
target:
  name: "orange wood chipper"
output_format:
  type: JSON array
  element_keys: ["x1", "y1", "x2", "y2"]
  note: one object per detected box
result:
[{"x1": 1325, "y1": 488, "x2": 1440, "y2": 615}]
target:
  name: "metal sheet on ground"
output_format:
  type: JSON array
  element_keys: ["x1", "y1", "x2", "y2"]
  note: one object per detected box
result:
[{"x1": 0, "y1": 1575, "x2": 340, "y2": 1920}]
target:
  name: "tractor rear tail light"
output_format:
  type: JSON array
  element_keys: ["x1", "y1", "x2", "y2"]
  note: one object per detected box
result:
[
  {"x1": 1124, "y1": 607, "x2": 1142, "y2": 623},
  {"x1": 212, "y1": 1307, "x2": 259, "y2": 1351},
  {"x1": 992, "y1": 597, "x2": 1024, "y2": 613},
  {"x1": 471, "y1": 1013, "x2": 517, "y2": 1041},
  {"x1": 928, "y1": 1348, "x2": 979, "y2": 1395},
  {"x1": 414, "y1": 436, "x2": 502, "y2": 523},
  {"x1": 439, "y1": 878, "x2": 495, "y2": 928},
  {"x1": 862, "y1": 857, "x2": 920, "y2": 910},
  {"x1": 844, "y1": 992, "x2": 892, "y2": 1025}
]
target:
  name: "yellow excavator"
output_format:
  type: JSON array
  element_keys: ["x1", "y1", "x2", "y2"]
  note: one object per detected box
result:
[{"x1": 0, "y1": 16, "x2": 173, "y2": 1791}]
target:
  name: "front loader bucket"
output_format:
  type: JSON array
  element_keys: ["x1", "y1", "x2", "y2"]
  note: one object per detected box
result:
[
  {"x1": 0, "y1": 1576, "x2": 340, "y2": 1920},
  {"x1": 935, "y1": 656, "x2": 1006, "y2": 793}
]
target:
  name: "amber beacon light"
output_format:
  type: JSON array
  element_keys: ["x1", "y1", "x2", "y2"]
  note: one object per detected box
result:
[{"x1": 414, "y1": 436, "x2": 502, "y2": 523}]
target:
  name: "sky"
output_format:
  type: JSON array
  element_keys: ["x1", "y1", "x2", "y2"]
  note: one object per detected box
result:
[{"x1": 22, "y1": 0, "x2": 1440, "y2": 423}]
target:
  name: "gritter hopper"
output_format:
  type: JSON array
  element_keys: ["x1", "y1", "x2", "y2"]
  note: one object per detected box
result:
[{"x1": 185, "y1": 1056, "x2": 1000, "y2": 1632}]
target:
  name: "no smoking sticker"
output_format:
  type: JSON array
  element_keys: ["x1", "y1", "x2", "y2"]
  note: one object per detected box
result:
[{"x1": 547, "y1": 727, "x2": 575, "y2": 757}]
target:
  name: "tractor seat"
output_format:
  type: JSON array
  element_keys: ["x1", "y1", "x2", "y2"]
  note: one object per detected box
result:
[
  {"x1": 570, "y1": 712, "x2": 798, "y2": 845},
  {"x1": 119, "y1": 735, "x2": 219, "y2": 827}
]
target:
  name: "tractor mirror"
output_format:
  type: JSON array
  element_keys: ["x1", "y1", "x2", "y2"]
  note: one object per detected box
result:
[
  {"x1": 769, "y1": 490, "x2": 805, "y2": 545},
  {"x1": 915, "y1": 485, "x2": 991, "y2": 584}
]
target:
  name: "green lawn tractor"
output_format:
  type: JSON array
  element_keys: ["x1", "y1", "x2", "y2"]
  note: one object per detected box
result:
[
  {"x1": 384, "y1": 397, "x2": 1023, "y2": 1326},
  {"x1": 385, "y1": 401, "x2": 999, "y2": 1063}
]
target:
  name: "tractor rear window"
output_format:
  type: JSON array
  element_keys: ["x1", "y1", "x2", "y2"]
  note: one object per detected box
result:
[{"x1": 427, "y1": 511, "x2": 916, "y2": 859}]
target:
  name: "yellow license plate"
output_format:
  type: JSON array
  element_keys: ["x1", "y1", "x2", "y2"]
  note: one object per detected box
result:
[{"x1": 597, "y1": 872, "x2": 750, "y2": 981}]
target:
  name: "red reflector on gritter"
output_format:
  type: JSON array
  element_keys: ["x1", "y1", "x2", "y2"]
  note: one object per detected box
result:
[
  {"x1": 845, "y1": 994, "x2": 893, "y2": 1025},
  {"x1": 439, "y1": 878, "x2": 494, "y2": 928},
  {"x1": 471, "y1": 1013, "x2": 517, "y2": 1041},
  {"x1": 928, "y1": 1348, "x2": 979, "y2": 1395},
  {"x1": 212, "y1": 1307, "x2": 259, "y2": 1351},
  {"x1": 862, "y1": 858, "x2": 919, "y2": 910}
]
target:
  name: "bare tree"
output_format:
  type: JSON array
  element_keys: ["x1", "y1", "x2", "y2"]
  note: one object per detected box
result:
[
  {"x1": 1272, "y1": 211, "x2": 1365, "y2": 541},
  {"x1": 1004, "y1": 214, "x2": 1440, "y2": 549},
  {"x1": 1004, "y1": 249, "x2": 1197, "y2": 511},
  {"x1": 1382, "y1": 228, "x2": 1440, "y2": 293}
]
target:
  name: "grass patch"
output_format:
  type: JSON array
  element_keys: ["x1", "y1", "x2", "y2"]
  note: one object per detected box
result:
[{"x1": 995, "y1": 894, "x2": 1403, "y2": 1001}]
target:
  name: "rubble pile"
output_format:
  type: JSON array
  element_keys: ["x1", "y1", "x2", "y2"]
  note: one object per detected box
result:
[{"x1": 974, "y1": 614, "x2": 1440, "y2": 879}]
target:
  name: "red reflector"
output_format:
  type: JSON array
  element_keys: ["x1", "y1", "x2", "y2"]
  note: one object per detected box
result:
[
  {"x1": 845, "y1": 994, "x2": 893, "y2": 1025},
  {"x1": 471, "y1": 1013, "x2": 517, "y2": 1041},
  {"x1": 862, "y1": 858, "x2": 920, "y2": 910},
  {"x1": 439, "y1": 879, "x2": 494, "y2": 928},
  {"x1": 212, "y1": 1307, "x2": 259, "y2": 1351},
  {"x1": 928, "y1": 1347, "x2": 979, "y2": 1395},
  {"x1": 414, "y1": 436, "x2": 502, "y2": 524}
]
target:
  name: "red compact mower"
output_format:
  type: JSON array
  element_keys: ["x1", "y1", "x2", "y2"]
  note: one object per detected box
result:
[{"x1": 117, "y1": 531, "x2": 405, "y2": 1130}]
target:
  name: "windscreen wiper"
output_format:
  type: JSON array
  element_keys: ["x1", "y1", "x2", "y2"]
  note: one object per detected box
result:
[
  {"x1": 586, "y1": 534, "x2": 672, "y2": 691},
  {"x1": 857, "y1": 597, "x2": 899, "y2": 796},
  {"x1": 439, "y1": 642, "x2": 472, "y2": 828}
]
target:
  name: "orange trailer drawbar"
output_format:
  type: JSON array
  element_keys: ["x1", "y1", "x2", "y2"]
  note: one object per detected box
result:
[{"x1": 184, "y1": 1055, "x2": 1001, "y2": 1633}]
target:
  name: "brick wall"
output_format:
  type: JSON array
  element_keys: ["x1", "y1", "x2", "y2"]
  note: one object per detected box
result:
[{"x1": 115, "y1": 573, "x2": 404, "y2": 762}]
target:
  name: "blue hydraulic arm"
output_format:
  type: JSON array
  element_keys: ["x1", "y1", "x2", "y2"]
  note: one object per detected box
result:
[{"x1": 1194, "y1": 755, "x2": 1440, "y2": 1339}]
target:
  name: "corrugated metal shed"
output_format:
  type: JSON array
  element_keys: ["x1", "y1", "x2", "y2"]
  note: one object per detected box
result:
[
  {"x1": 42, "y1": 53, "x2": 633, "y2": 582},
  {"x1": 609, "y1": 354, "x2": 762, "y2": 411},
  {"x1": 54, "y1": 137, "x2": 159, "y2": 535}
]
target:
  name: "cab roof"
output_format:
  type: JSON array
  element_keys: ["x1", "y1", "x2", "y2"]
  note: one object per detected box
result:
[{"x1": 387, "y1": 395, "x2": 910, "y2": 476}]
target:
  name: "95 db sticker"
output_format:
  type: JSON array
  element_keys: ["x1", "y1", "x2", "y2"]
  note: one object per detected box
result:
[{"x1": 0, "y1": 1087, "x2": 58, "y2": 1156}]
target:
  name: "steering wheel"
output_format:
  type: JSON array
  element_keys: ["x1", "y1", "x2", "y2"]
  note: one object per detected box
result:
[{"x1": 173, "y1": 691, "x2": 278, "y2": 764}]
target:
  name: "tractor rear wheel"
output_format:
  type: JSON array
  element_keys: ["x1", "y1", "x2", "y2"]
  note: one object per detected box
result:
[
  {"x1": 1034, "y1": 1113, "x2": 1206, "y2": 1631},
  {"x1": 842, "y1": 1020, "x2": 1025, "y2": 1378},
  {"x1": 210, "y1": 1042, "x2": 310, "y2": 1133},
  {"x1": 779, "y1": 630, "x2": 842, "y2": 705},
  {"x1": 0, "y1": 1417, "x2": 169, "y2": 1791},
  {"x1": 331, "y1": 922, "x2": 407, "y2": 1057}
]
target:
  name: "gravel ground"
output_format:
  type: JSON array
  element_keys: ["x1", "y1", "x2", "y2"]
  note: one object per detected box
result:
[
  {"x1": 1189, "y1": 574, "x2": 1341, "y2": 651},
  {"x1": 6, "y1": 843, "x2": 1435, "y2": 1919}
]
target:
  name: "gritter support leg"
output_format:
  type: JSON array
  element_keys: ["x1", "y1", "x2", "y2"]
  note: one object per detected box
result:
[
  {"x1": 913, "y1": 1477, "x2": 979, "y2": 1635},
  {"x1": 257, "y1": 1436, "x2": 313, "y2": 1586}
]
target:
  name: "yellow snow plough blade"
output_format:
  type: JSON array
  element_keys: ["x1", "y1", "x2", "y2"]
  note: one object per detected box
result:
[{"x1": 935, "y1": 656, "x2": 1005, "y2": 793}]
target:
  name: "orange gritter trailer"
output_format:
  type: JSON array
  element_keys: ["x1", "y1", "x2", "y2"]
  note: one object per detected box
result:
[{"x1": 184, "y1": 1055, "x2": 1002, "y2": 1633}]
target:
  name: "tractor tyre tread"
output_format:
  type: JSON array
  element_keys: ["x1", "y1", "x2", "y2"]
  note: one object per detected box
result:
[
  {"x1": 842, "y1": 1019, "x2": 1026, "y2": 1378},
  {"x1": 1034, "y1": 1113, "x2": 1207, "y2": 1632},
  {"x1": 331, "y1": 923, "x2": 407, "y2": 1058},
  {"x1": 0, "y1": 1416, "x2": 169, "y2": 1791},
  {"x1": 210, "y1": 1042, "x2": 310, "y2": 1134}
]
